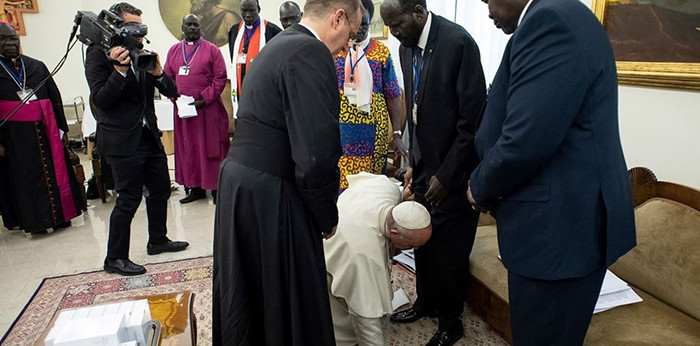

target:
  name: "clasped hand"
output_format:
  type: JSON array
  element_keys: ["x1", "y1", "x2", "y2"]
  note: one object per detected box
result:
[
  {"x1": 467, "y1": 180, "x2": 489, "y2": 213},
  {"x1": 425, "y1": 175, "x2": 448, "y2": 206}
]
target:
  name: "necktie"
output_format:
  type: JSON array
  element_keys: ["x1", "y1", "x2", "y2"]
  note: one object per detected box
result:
[
  {"x1": 413, "y1": 47, "x2": 423, "y2": 104},
  {"x1": 411, "y1": 47, "x2": 424, "y2": 163}
]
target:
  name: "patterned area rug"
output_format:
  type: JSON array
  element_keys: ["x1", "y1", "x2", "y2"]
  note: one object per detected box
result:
[{"x1": 2, "y1": 257, "x2": 507, "y2": 346}]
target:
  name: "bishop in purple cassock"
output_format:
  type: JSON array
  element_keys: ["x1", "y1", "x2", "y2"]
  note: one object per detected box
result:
[{"x1": 164, "y1": 14, "x2": 230, "y2": 203}]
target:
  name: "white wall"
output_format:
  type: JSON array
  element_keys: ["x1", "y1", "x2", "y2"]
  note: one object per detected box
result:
[{"x1": 18, "y1": 0, "x2": 700, "y2": 189}]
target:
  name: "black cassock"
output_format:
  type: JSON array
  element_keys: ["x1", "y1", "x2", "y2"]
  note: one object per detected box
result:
[
  {"x1": 0, "y1": 55, "x2": 82, "y2": 233},
  {"x1": 213, "y1": 25, "x2": 340, "y2": 345}
]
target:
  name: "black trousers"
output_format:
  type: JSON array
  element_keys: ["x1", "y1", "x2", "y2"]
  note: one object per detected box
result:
[
  {"x1": 508, "y1": 266, "x2": 606, "y2": 346},
  {"x1": 103, "y1": 128, "x2": 170, "y2": 259},
  {"x1": 412, "y1": 188, "x2": 479, "y2": 332}
]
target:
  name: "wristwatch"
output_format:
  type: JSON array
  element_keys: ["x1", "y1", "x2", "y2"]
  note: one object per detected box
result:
[{"x1": 393, "y1": 130, "x2": 402, "y2": 136}]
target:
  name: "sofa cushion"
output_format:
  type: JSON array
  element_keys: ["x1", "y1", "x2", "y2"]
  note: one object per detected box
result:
[
  {"x1": 586, "y1": 288, "x2": 700, "y2": 345},
  {"x1": 470, "y1": 225, "x2": 509, "y2": 302},
  {"x1": 609, "y1": 198, "x2": 700, "y2": 320}
]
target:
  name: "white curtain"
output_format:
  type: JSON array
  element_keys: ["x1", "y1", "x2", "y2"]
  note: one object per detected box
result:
[
  {"x1": 424, "y1": 0, "x2": 510, "y2": 84},
  {"x1": 426, "y1": 0, "x2": 455, "y2": 21},
  {"x1": 455, "y1": 1, "x2": 510, "y2": 83}
]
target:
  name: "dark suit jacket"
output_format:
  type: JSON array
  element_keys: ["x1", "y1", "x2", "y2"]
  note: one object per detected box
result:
[
  {"x1": 470, "y1": 0, "x2": 636, "y2": 280},
  {"x1": 227, "y1": 21, "x2": 282, "y2": 59},
  {"x1": 399, "y1": 14, "x2": 486, "y2": 215},
  {"x1": 84, "y1": 46, "x2": 178, "y2": 157}
]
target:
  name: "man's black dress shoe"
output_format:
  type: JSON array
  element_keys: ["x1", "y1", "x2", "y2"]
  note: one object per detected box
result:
[
  {"x1": 426, "y1": 328, "x2": 464, "y2": 346},
  {"x1": 104, "y1": 258, "x2": 146, "y2": 276},
  {"x1": 179, "y1": 187, "x2": 206, "y2": 204},
  {"x1": 390, "y1": 308, "x2": 426, "y2": 323},
  {"x1": 147, "y1": 239, "x2": 189, "y2": 255}
]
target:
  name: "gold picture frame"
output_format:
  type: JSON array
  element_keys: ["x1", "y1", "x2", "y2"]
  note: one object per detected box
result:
[
  {"x1": 370, "y1": 0, "x2": 388, "y2": 39},
  {"x1": 592, "y1": 0, "x2": 700, "y2": 90}
]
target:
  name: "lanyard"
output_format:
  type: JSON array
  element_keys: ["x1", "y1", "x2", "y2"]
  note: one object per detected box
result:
[
  {"x1": 181, "y1": 39, "x2": 202, "y2": 66},
  {"x1": 348, "y1": 47, "x2": 366, "y2": 82},
  {"x1": 0, "y1": 58, "x2": 25, "y2": 90}
]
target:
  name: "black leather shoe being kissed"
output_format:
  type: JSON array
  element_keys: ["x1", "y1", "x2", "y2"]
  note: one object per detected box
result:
[{"x1": 390, "y1": 308, "x2": 427, "y2": 324}]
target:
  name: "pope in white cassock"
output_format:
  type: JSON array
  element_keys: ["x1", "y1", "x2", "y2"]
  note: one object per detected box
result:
[{"x1": 324, "y1": 172, "x2": 432, "y2": 345}]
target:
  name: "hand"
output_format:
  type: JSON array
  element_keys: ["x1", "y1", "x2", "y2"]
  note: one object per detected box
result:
[
  {"x1": 467, "y1": 181, "x2": 477, "y2": 206},
  {"x1": 109, "y1": 47, "x2": 131, "y2": 73},
  {"x1": 425, "y1": 175, "x2": 448, "y2": 206},
  {"x1": 189, "y1": 100, "x2": 206, "y2": 109},
  {"x1": 323, "y1": 226, "x2": 337, "y2": 240},
  {"x1": 391, "y1": 134, "x2": 409, "y2": 160},
  {"x1": 147, "y1": 51, "x2": 163, "y2": 77},
  {"x1": 402, "y1": 177, "x2": 414, "y2": 201},
  {"x1": 467, "y1": 180, "x2": 489, "y2": 213},
  {"x1": 403, "y1": 167, "x2": 413, "y2": 188}
]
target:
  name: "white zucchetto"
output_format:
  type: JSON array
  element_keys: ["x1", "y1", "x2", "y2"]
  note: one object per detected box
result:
[{"x1": 392, "y1": 201, "x2": 431, "y2": 229}]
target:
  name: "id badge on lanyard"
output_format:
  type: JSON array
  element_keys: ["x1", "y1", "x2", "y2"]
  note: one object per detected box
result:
[
  {"x1": 179, "y1": 65, "x2": 190, "y2": 76},
  {"x1": 17, "y1": 89, "x2": 37, "y2": 102},
  {"x1": 237, "y1": 53, "x2": 247, "y2": 65},
  {"x1": 345, "y1": 82, "x2": 359, "y2": 105}
]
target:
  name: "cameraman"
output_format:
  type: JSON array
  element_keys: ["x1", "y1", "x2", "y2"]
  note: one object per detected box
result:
[{"x1": 84, "y1": 2, "x2": 188, "y2": 276}]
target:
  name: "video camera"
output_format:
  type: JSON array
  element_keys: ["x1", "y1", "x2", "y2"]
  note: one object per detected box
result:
[{"x1": 74, "y1": 9, "x2": 156, "y2": 70}]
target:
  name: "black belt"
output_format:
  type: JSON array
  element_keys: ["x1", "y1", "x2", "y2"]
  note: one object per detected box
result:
[{"x1": 228, "y1": 118, "x2": 295, "y2": 181}]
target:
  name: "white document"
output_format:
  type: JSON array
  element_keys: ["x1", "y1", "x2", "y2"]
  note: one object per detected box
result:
[
  {"x1": 594, "y1": 288, "x2": 643, "y2": 313},
  {"x1": 176, "y1": 95, "x2": 198, "y2": 118},
  {"x1": 393, "y1": 252, "x2": 416, "y2": 273},
  {"x1": 599, "y1": 270, "x2": 630, "y2": 295},
  {"x1": 392, "y1": 288, "x2": 411, "y2": 311}
]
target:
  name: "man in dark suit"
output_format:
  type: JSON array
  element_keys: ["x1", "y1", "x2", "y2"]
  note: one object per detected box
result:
[
  {"x1": 85, "y1": 2, "x2": 189, "y2": 276},
  {"x1": 380, "y1": 1, "x2": 486, "y2": 345},
  {"x1": 468, "y1": 0, "x2": 637, "y2": 344}
]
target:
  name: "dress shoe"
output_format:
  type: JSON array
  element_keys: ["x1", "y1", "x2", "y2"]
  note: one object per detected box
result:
[
  {"x1": 390, "y1": 308, "x2": 427, "y2": 323},
  {"x1": 426, "y1": 327, "x2": 464, "y2": 346},
  {"x1": 147, "y1": 239, "x2": 189, "y2": 255},
  {"x1": 104, "y1": 258, "x2": 146, "y2": 276},
  {"x1": 179, "y1": 187, "x2": 205, "y2": 204}
]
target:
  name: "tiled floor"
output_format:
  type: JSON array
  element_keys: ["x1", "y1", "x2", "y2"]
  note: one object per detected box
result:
[{"x1": 0, "y1": 153, "x2": 216, "y2": 336}]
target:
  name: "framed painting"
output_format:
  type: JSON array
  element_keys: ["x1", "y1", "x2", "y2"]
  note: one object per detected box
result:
[
  {"x1": 370, "y1": 0, "x2": 388, "y2": 39},
  {"x1": 592, "y1": 0, "x2": 700, "y2": 90},
  {"x1": 159, "y1": 0, "x2": 241, "y2": 47},
  {"x1": 1, "y1": 0, "x2": 39, "y2": 35}
]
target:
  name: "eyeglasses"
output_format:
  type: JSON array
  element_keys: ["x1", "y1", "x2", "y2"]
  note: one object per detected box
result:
[{"x1": 343, "y1": 11, "x2": 354, "y2": 40}]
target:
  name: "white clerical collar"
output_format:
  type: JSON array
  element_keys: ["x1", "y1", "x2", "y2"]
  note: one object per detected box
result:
[
  {"x1": 299, "y1": 23, "x2": 321, "y2": 41},
  {"x1": 517, "y1": 0, "x2": 534, "y2": 28},
  {"x1": 417, "y1": 12, "x2": 433, "y2": 51}
]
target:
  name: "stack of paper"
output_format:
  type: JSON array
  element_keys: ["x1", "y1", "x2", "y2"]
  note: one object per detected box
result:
[
  {"x1": 393, "y1": 249, "x2": 415, "y2": 273},
  {"x1": 594, "y1": 270, "x2": 643, "y2": 314},
  {"x1": 45, "y1": 299, "x2": 152, "y2": 346}
]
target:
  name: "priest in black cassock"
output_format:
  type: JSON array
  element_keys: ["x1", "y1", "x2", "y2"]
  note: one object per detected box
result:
[
  {"x1": 212, "y1": 0, "x2": 363, "y2": 344},
  {"x1": 0, "y1": 21, "x2": 82, "y2": 234}
]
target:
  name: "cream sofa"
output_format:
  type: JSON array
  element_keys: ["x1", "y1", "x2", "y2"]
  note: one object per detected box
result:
[{"x1": 467, "y1": 167, "x2": 700, "y2": 345}]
